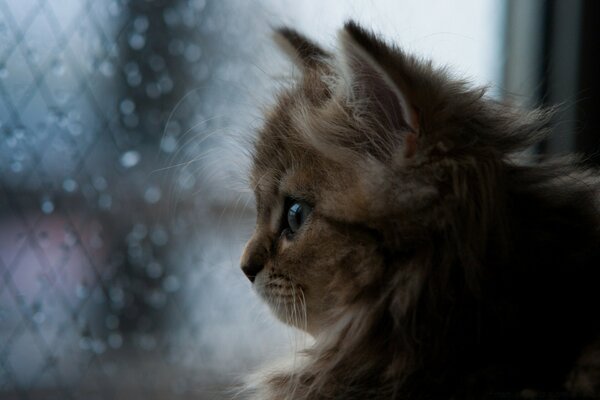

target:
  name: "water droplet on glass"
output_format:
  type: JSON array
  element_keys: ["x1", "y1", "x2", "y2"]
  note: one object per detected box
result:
[
  {"x1": 133, "y1": 15, "x2": 149, "y2": 32},
  {"x1": 90, "y1": 233, "x2": 104, "y2": 249},
  {"x1": 158, "y1": 74, "x2": 173, "y2": 93},
  {"x1": 146, "y1": 261, "x2": 162, "y2": 278},
  {"x1": 67, "y1": 119, "x2": 83, "y2": 136},
  {"x1": 184, "y1": 44, "x2": 202, "y2": 63},
  {"x1": 62, "y1": 178, "x2": 78, "y2": 193},
  {"x1": 144, "y1": 186, "x2": 161, "y2": 204},
  {"x1": 163, "y1": 275, "x2": 180, "y2": 293},
  {"x1": 120, "y1": 150, "x2": 140, "y2": 168},
  {"x1": 127, "y1": 71, "x2": 142, "y2": 87},
  {"x1": 91, "y1": 339, "x2": 106, "y2": 354},
  {"x1": 64, "y1": 231, "x2": 77, "y2": 247},
  {"x1": 145, "y1": 82, "x2": 161, "y2": 99},
  {"x1": 168, "y1": 39, "x2": 184, "y2": 56},
  {"x1": 108, "y1": 333, "x2": 123, "y2": 349},
  {"x1": 0, "y1": 64, "x2": 8, "y2": 79},
  {"x1": 151, "y1": 226, "x2": 168, "y2": 246},
  {"x1": 93, "y1": 176, "x2": 108, "y2": 191},
  {"x1": 76, "y1": 284, "x2": 89, "y2": 299},
  {"x1": 163, "y1": 9, "x2": 179, "y2": 27},
  {"x1": 177, "y1": 169, "x2": 195, "y2": 190},
  {"x1": 99, "y1": 60, "x2": 115, "y2": 77},
  {"x1": 41, "y1": 198, "x2": 54, "y2": 214},
  {"x1": 132, "y1": 223, "x2": 148, "y2": 240},
  {"x1": 160, "y1": 136, "x2": 177, "y2": 153},
  {"x1": 33, "y1": 311, "x2": 45, "y2": 325},
  {"x1": 138, "y1": 334, "x2": 156, "y2": 351},
  {"x1": 128, "y1": 33, "x2": 145, "y2": 50},
  {"x1": 119, "y1": 98, "x2": 135, "y2": 115},
  {"x1": 105, "y1": 314, "x2": 119, "y2": 330},
  {"x1": 79, "y1": 337, "x2": 91, "y2": 351},
  {"x1": 98, "y1": 193, "x2": 112, "y2": 210},
  {"x1": 52, "y1": 60, "x2": 65, "y2": 76},
  {"x1": 109, "y1": 286, "x2": 124, "y2": 304},
  {"x1": 10, "y1": 161, "x2": 22, "y2": 173},
  {"x1": 123, "y1": 113, "x2": 139, "y2": 128},
  {"x1": 149, "y1": 55, "x2": 165, "y2": 72},
  {"x1": 192, "y1": 0, "x2": 206, "y2": 11}
]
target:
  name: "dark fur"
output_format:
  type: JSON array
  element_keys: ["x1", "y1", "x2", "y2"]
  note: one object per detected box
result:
[{"x1": 242, "y1": 21, "x2": 600, "y2": 399}]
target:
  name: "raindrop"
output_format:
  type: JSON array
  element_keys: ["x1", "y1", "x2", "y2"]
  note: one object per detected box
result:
[
  {"x1": 123, "y1": 113, "x2": 139, "y2": 128},
  {"x1": 168, "y1": 39, "x2": 184, "y2": 56},
  {"x1": 151, "y1": 226, "x2": 168, "y2": 246},
  {"x1": 10, "y1": 161, "x2": 22, "y2": 173},
  {"x1": 192, "y1": 0, "x2": 206, "y2": 11},
  {"x1": 109, "y1": 286, "x2": 124, "y2": 304},
  {"x1": 98, "y1": 193, "x2": 112, "y2": 210},
  {"x1": 133, "y1": 15, "x2": 149, "y2": 32},
  {"x1": 67, "y1": 120, "x2": 83, "y2": 136},
  {"x1": 76, "y1": 284, "x2": 89, "y2": 299},
  {"x1": 119, "y1": 98, "x2": 136, "y2": 115},
  {"x1": 177, "y1": 169, "x2": 195, "y2": 190},
  {"x1": 127, "y1": 71, "x2": 142, "y2": 87},
  {"x1": 105, "y1": 314, "x2": 119, "y2": 330},
  {"x1": 158, "y1": 74, "x2": 174, "y2": 93},
  {"x1": 138, "y1": 334, "x2": 156, "y2": 351},
  {"x1": 146, "y1": 261, "x2": 162, "y2": 278},
  {"x1": 163, "y1": 275, "x2": 180, "y2": 293},
  {"x1": 79, "y1": 337, "x2": 91, "y2": 350},
  {"x1": 91, "y1": 339, "x2": 106, "y2": 354},
  {"x1": 149, "y1": 290, "x2": 166, "y2": 308},
  {"x1": 33, "y1": 311, "x2": 45, "y2": 325},
  {"x1": 108, "y1": 333, "x2": 123, "y2": 349},
  {"x1": 99, "y1": 60, "x2": 115, "y2": 77},
  {"x1": 90, "y1": 233, "x2": 104, "y2": 249},
  {"x1": 128, "y1": 33, "x2": 145, "y2": 50},
  {"x1": 163, "y1": 8, "x2": 179, "y2": 27},
  {"x1": 145, "y1": 82, "x2": 161, "y2": 99},
  {"x1": 160, "y1": 136, "x2": 177, "y2": 153},
  {"x1": 41, "y1": 198, "x2": 54, "y2": 214},
  {"x1": 108, "y1": 1, "x2": 121, "y2": 16},
  {"x1": 149, "y1": 55, "x2": 165, "y2": 72},
  {"x1": 52, "y1": 59, "x2": 65, "y2": 76},
  {"x1": 93, "y1": 176, "x2": 108, "y2": 191},
  {"x1": 0, "y1": 64, "x2": 7, "y2": 79},
  {"x1": 132, "y1": 223, "x2": 148, "y2": 240},
  {"x1": 64, "y1": 231, "x2": 77, "y2": 246},
  {"x1": 62, "y1": 178, "x2": 78, "y2": 193},
  {"x1": 184, "y1": 44, "x2": 202, "y2": 63},
  {"x1": 13, "y1": 126, "x2": 25, "y2": 139},
  {"x1": 144, "y1": 186, "x2": 161, "y2": 204},
  {"x1": 120, "y1": 150, "x2": 141, "y2": 168}
]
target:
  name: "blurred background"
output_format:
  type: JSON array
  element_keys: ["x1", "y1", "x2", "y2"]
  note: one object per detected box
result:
[{"x1": 0, "y1": 0, "x2": 598, "y2": 399}]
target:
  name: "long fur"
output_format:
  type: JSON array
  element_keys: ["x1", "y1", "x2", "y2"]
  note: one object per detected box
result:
[{"x1": 240, "y1": 21, "x2": 600, "y2": 399}]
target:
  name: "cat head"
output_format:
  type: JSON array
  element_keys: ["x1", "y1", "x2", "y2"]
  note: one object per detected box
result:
[{"x1": 241, "y1": 21, "x2": 549, "y2": 336}]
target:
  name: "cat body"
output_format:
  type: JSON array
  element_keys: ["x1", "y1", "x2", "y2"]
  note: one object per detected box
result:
[{"x1": 240, "y1": 22, "x2": 600, "y2": 399}]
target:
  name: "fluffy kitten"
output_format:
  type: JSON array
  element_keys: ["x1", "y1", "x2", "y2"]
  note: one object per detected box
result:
[{"x1": 240, "y1": 21, "x2": 600, "y2": 399}]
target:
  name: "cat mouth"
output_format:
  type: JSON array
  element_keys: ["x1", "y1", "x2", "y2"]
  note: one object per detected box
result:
[{"x1": 256, "y1": 273, "x2": 307, "y2": 327}]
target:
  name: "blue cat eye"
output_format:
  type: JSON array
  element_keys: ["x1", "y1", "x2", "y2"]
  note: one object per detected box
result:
[{"x1": 285, "y1": 200, "x2": 312, "y2": 235}]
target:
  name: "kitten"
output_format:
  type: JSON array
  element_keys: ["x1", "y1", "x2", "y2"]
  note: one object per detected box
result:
[{"x1": 239, "y1": 21, "x2": 600, "y2": 399}]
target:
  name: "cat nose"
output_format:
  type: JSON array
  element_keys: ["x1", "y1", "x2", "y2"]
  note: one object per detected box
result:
[{"x1": 241, "y1": 263, "x2": 264, "y2": 283}]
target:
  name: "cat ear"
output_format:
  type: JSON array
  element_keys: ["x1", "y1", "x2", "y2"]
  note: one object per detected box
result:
[
  {"x1": 274, "y1": 27, "x2": 330, "y2": 69},
  {"x1": 339, "y1": 21, "x2": 419, "y2": 158}
]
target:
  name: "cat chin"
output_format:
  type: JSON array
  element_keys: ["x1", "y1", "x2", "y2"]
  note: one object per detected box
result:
[{"x1": 254, "y1": 272, "x2": 310, "y2": 331}]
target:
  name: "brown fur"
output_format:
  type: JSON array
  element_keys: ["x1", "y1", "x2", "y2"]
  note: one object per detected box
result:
[{"x1": 240, "y1": 21, "x2": 600, "y2": 399}]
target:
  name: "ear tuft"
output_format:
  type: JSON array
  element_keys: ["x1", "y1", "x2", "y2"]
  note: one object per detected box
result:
[
  {"x1": 274, "y1": 27, "x2": 329, "y2": 69},
  {"x1": 338, "y1": 22, "x2": 419, "y2": 147}
]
